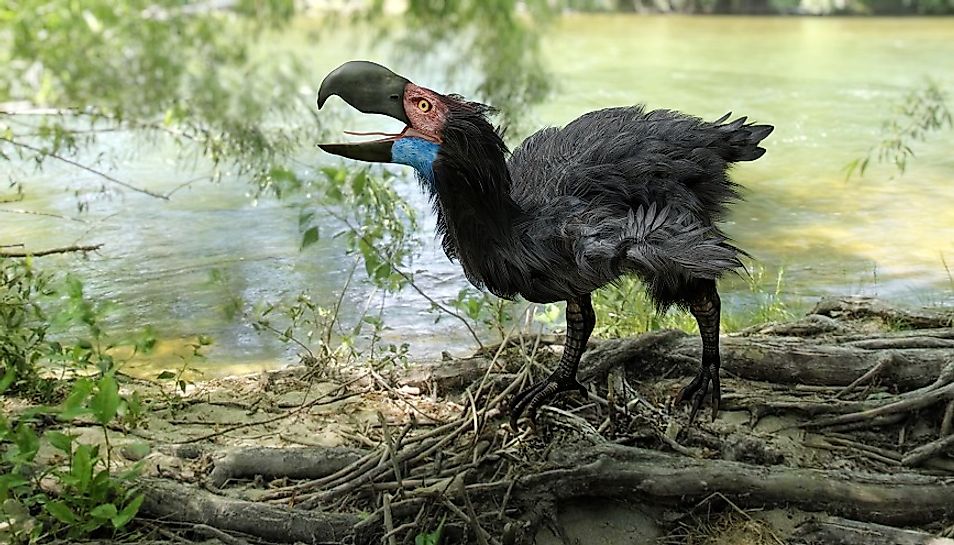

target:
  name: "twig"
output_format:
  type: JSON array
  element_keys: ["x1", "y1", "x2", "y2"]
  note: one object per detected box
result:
[
  {"x1": 0, "y1": 208, "x2": 88, "y2": 223},
  {"x1": 192, "y1": 523, "x2": 251, "y2": 545},
  {"x1": 0, "y1": 243, "x2": 102, "y2": 258},
  {"x1": 824, "y1": 433, "x2": 902, "y2": 461},
  {"x1": 370, "y1": 369, "x2": 444, "y2": 423},
  {"x1": 442, "y1": 497, "x2": 498, "y2": 545},
  {"x1": 379, "y1": 412, "x2": 404, "y2": 490},
  {"x1": 807, "y1": 382, "x2": 954, "y2": 430},
  {"x1": 318, "y1": 204, "x2": 484, "y2": 349},
  {"x1": 834, "y1": 352, "x2": 893, "y2": 400},
  {"x1": 458, "y1": 479, "x2": 490, "y2": 545},
  {"x1": 383, "y1": 493, "x2": 397, "y2": 545},
  {"x1": 0, "y1": 136, "x2": 170, "y2": 199},
  {"x1": 177, "y1": 386, "x2": 364, "y2": 444}
]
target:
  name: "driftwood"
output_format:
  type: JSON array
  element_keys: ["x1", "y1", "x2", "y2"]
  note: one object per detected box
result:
[
  {"x1": 209, "y1": 446, "x2": 367, "y2": 487},
  {"x1": 792, "y1": 515, "x2": 954, "y2": 545},
  {"x1": 140, "y1": 478, "x2": 359, "y2": 543}
]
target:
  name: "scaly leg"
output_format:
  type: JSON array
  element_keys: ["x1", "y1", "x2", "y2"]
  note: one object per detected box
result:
[
  {"x1": 675, "y1": 280, "x2": 722, "y2": 425},
  {"x1": 510, "y1": 294, "x2": 595, "y2": 428}
]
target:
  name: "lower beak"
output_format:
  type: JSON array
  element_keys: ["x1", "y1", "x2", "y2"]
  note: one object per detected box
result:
[{"x1": 317, "y1": 141, "x2": 393, "y2": 163}]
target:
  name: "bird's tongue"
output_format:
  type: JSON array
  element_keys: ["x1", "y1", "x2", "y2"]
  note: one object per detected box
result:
[
  {"x1": 343, "y1": 129, "x2": 404, "y2": 141},
  {"x1": 340, "y1": 126, "x2": 436, "y2": 143}
]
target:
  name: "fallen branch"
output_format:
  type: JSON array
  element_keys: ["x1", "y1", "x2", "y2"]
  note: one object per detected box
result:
[{"x1": 0, "y1": 243, "x2": 103, "y2": 258}]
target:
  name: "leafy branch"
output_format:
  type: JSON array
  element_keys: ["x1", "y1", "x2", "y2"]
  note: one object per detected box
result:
[{"x1": 845, "y1": 78, "x2": 953, "y2": 181}]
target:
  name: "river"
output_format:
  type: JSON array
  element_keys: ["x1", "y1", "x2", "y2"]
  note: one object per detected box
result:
[{"x1": 6, "y1": 15, "x2": 954, "y2": 375}]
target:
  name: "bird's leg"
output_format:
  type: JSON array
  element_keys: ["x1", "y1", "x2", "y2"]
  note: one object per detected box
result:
[
  {"x1": 510, "y1": 294, "x2": 595, "y2": 428},
  {"x1": 675, "y1": 282, "x2": 722, "y2": 425}
]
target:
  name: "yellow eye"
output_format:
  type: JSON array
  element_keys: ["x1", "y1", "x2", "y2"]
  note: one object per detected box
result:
[{"x1": 417, "y1": 99, "x2": 431, "y2": 112}]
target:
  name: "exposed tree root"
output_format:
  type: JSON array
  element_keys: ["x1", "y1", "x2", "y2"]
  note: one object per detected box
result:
[
  {"x1": 792, "y1": 515, "x2": 954, "y2": 545},
  {"x1": 209, "y1": 446, "x2": 367, "y2": 487},
  {"x1": 121, "y1": 298, "x2": 954, "y2": 544},
  {"x1": 139, "y1": 478, "x2": 359, "y2": 543},
  {"x1": 812, "y1": 296, "x2": 954, "y2": 329},
  {"x1": 515, "y1": 442, "x2": 954, "y2": 526}
]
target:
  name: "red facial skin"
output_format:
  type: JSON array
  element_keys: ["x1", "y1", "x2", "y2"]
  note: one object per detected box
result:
[{"x1": 403, "y1": 83, "x2": 448, "y2": 144}]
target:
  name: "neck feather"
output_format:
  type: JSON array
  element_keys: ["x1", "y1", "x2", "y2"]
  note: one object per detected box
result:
[{"x1": 425, "y1": 102, "x2": 522, "y2": 295}]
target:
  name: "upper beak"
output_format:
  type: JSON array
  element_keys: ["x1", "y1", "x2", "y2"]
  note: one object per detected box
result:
[{"x1": 317, "y1": 61, "x2": 411, "y2": 162}]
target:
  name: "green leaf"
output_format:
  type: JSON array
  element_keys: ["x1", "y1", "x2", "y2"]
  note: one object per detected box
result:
[
  {"x1": 300, "y1": 226, "x2": 320, "y2": 250},
  {"x1": 155, "y1": 370, "x2": 176, "y2": 380},
  {"x1": 72, "y1": 444, "x2": 94, "y2": 493},
  {"x1": 298, "y1": 209, "x2": 315, "y2": 230},
  {"x1": 90, "y1": 503, "x2": 118, "y2": 519},
  {"x1": 46, "y1": 430, "x2": 75, "y2": 453},
  {"x1": 60, "y1": 379, "x2": 93, "y2": 420},
  {"x1": 351, "y1": 169, "x2": 368, "y2": 194},
  {"x1": 112, "y1": 493, "x2": 143, "y2": 528},
  {"x1": 90, "y1": 374, "x2": 120, "y2": 424},
  {"x1": 0, "y1": 365, "x2": 15, "y2": 394},
  {"x1": 45, "y1": 501, "x2": 77, "y2": 524}
]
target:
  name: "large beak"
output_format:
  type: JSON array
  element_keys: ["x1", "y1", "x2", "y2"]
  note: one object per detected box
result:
[{"x1": 316, "y1": 61, "x2": 411, "y2": 163}]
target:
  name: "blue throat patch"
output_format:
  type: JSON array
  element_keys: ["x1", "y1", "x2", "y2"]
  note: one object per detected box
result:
[{"x1": 391, "y1": 137, "x2": 439, "y2": 186}]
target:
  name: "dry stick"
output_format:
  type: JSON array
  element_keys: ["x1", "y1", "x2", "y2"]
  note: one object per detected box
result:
[
  {"x1": 370, "y1": 369, "x2": 445, "y2": 423},
  {"x1": 0, "y1": 243, "x2": 102, "y2": 258},
  {"x1": 383, "y1": 493, "x2": 397, "y2": 545},
  {"x1": 824, "y1": 433, "x2": 903, "y2": 461},
  {"x1": 442, "y1": 497, "x2": 499, "y2": 545},
  {"x1": 824, "y1": 413, "x2": 906, "y2": 434},
  {"x1": 808, "y1": 382, "x2": 954, "y2": 429},
  {"x1": 805, "y1": 438, "x2": 901, "y2": 467},
  {"x1": 902, "y1": 433, "x2": 954, "y2": 467},
  {"x1": 192, "y1": 523, "x2": 250, "y2": 545},
  {"x1": 834, "y1": 352, "x2": 894, "y2": 400},
  {"x1": 497, "y1": 478, "x2": 516, "y2": 520},
  {"x1": 297, "y1": 419, "x2": 473, "y2": 509},
  {"x1": 379, "y1": 412, "x2": 404, "y2": 490},
  {"x1": 459, "y1": 479, "x2": 490, "y2": 545},
  {"x1": 312, "y1": 367, "x2": 531, "y2": 507}
]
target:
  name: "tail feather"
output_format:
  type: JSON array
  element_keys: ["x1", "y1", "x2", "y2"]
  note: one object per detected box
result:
[{"x1": 713, "y1": 113, "x2": 774, "y2": 163}]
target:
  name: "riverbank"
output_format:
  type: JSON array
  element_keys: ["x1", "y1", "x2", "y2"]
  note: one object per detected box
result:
[{"x1": 3, "y1": 296, "x2": 954, "y2": 544}]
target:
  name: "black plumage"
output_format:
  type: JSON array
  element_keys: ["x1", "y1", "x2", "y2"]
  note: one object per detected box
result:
[{"x1": 426, "y1": 102, "x2": 772, "y2": 425}]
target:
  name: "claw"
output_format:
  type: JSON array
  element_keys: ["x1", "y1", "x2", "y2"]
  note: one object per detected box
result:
[
  {"x1": 675, "y1": 365, "x2": 721, "y2": 426},
  {"x1": 509, "y1": 374, "x2": 586, "y2": 430}
]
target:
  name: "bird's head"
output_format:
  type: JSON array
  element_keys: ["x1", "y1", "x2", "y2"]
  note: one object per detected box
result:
[{"x1": 316, "y1": 60, "x2": 502, "y2": 186}]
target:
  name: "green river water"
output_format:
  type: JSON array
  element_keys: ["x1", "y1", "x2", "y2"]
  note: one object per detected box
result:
[{"x1": 6, "y1": 15, "x2": 954, "y2": 374}]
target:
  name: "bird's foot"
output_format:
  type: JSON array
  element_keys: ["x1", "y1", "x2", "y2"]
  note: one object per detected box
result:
[
  {"x1": 509, "y1": 372, "x2": 587, "y2": 430},
  {"x1": 674, "y1": 365, "x2": 721, "y2": 426}
]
